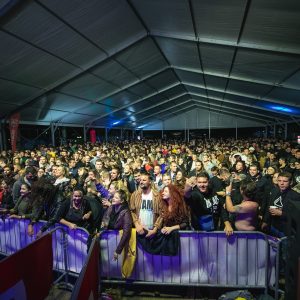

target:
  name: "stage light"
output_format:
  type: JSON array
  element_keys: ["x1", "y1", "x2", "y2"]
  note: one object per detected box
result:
[
  {"x1": 270, "y1": 106, "x2": 293, "y2": 113},
  {"x1": 112, "y1": 121, "x2": 120, "y2": 125}
]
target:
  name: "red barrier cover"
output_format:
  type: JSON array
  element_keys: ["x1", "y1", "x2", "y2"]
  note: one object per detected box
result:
[
  {"x1": 71, "y1": 239, "x2": 99, "y2": 300},
  {"x1": 0, "y1": 234, "x2": 53, "y2": 300}
]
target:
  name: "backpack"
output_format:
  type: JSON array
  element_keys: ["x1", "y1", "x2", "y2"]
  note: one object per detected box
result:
[{"x1": 218, "y1": 290, "x2": 254, "y2": 300}]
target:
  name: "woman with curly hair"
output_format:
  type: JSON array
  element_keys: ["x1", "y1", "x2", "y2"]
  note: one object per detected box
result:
[
  {"x1": 137, "y1": 184, "x2": 189, "y2": 256},
  {"x1": 160, "y1": 184, "x2": 190, "y2": 235}
]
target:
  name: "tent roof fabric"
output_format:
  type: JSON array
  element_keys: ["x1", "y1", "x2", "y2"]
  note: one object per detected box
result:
[{"x1": 1, "y1": 0, "x2": 300, "y2": 129}]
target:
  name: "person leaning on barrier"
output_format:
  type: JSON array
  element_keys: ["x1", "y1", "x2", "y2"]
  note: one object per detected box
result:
[
  {"x1": 160, "y1": 184, "x2": 189, "y2": 234},
  {"x1": 0, "y1": 178, "x2": 14, "y2": 211},
  {"x1": 59, "y1": 189, "x2": 93, "y2": 232},
  {"x1": 184, "y1": 172, "x2": 233, "y2": 235},
  {"x1": 8, "y1": 183, "x2": 33, "y2": 220},
  {"x1": 129, "y1": 173, "x2": 163, "y2": 238},
  {"x1": 225, "y1": 180, "x2": 259, "y2": 231},
  {"x1": 27, "y1": 177, "x2": 67, "y2": 237},
  {"x1": 100, "y1": 189, "x2": 132, "y2": 260}
]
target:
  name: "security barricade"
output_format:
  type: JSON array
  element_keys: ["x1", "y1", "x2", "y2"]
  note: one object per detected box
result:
[
  {"x1": 0, "y1": 218, "x2": 89, "y2": 274},
  {"x1": 99, "y1": 231, "x2": 277, "y2": 293},
  {"x1": 0, "y1": 218, "x2": 280, "y2": 295}
]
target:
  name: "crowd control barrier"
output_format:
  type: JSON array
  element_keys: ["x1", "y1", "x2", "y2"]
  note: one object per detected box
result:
[
  {"x1": 99, "y1": 231, "x2": 277, "y2": 294},
  {"x1": 0, "y1": 232, "x2": 53, "y2": 300},
  {"x1": 0, "y1": 218, "x2": 280, "y2": 296},
  {"x1": 0, "y1": 218, "x2": 89, "y2": 274},
  {"x1": 70, "y1": 238, "x2": 100, "y2": 300}
]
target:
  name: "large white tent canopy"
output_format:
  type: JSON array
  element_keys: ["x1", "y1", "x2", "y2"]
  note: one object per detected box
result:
[{"x1": 1, "y1": 0, "x2": 300, "y2": 131}]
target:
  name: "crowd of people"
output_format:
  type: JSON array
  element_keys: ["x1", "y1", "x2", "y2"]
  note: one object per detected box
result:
[{"x1": 0, "y1": 137, "x2": 300, "y2": 261}]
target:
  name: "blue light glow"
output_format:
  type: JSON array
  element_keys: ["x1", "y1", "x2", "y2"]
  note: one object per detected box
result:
[
  {"x1": 112, "y1": 121, "x2": 120, "y2": 125},
  {"x1": 137, "y1": 124, "x2": 146, "y2": 129},
  {"x1": 270, "y1": 106, "x2": 293, "y2": 113}
]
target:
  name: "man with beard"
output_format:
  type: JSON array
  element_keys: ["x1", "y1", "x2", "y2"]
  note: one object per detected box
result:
[
  {"x1": 129, "y1": 173, "x2": 162, "y2": 238},
  {"x1": 184, "y1": 172, "x2": 233, "y2": 235}
]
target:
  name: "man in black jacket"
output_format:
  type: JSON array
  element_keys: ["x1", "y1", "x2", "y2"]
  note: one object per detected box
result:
[
  {"x1": 263, "y1": 172, "x2": 300, "y2": 236},
  {"x1": 184, "y1": 172, "x2": 233, "y2": 235}
]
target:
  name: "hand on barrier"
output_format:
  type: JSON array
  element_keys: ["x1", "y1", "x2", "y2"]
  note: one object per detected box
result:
[
  {"x1": 261, "y1": 222, "x2": 268, "y2": 232},
  {"x1": 145, "y1": 228, "x2": 157, "y2": 238},
  {"x1": 161, "y1": 226, "x2": 173, "y2": 235},
  {"x1": 69, "y1": 223, "x2": 77, "y2": 230},
  {"x1": 113, "y1": 252, "x2": 118, "y2": 261},
  {"x1": 8, "y1": 214, "x2": 20, "y2": 219},
  {"x1": 36, "y1": 230, "x2": 43, "y2": 239},
  {"x1": 27, "y1": 224, "x2": 34, "y2": 236},
  {"x1": 135, "y1": 223, "x2": 145, "y2": 235},
  {"x1": 224, "y1": 223, "x2": 234, "y2": 236}
]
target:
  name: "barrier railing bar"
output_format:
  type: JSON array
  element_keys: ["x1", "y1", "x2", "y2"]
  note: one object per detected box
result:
[{"x1": 99, "y1": 279, "x2": 265, "y2": 288}]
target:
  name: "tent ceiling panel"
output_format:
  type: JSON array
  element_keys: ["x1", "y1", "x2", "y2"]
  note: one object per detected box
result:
[
  {"x1": 63, "y1": 103, "x2": 109, "y2": 118},
  {"x1": 2, "y1": 2, "x2": 106, "y2": 68},
  {"x1": 241, "y1": 0, "x2": 300, "y2": 54},
  {"x1": 0, "y1": 31, "x2": 78, "y2": 88},
  {"x1": 28, "y1": 93, "x2": 90, "y2": 111},
  {"x1": 160, "y1": 85, "x2": 187, "y2": 99},
  {"x1": 0, "y1": 79, "x2": 41, "y2": 105},
  {"x1": 58, "y1": 113, "x2": 101, "y2": 125},
  {"x1": 204, "y1": 74, "x2": 229, "y2": 91},
  {"x1": 174, "y1": 69, "x2": 205, "y2": 86},
  {"x1": 155, "y1": 37, "x2": 200, "y2": 69},
  {"x1": 283, "y1": 70, "x2": 300, "y2": 89},
  {"x1": 192, "y1": 97, "x2": 289, "y2": 121},
  {"x1": 124, "y1": 94, "x2": 191, "y2": 117},
  {"x1": 231, "y1": 49, "x2": 300, "y2": 85},
  {"x1": 266, "y1": 87, "x2": 300, "y2": 107},
  {"x1": 0, "y1": 103, "x2": 19, "y2": 119},
  {"x1": 132, "y1": 0, "x2": 194, "y2": 39},
  {"x1": 19, "y1": 107, "x2": 71, "y2": 123},
  {"x1": 58, "y1": 74, "x2": 117, "y2": 101},
  {"x1": 199, "y1": 44, "x2": 236, "y2": 76},
  {"x1": 1, "y1": 1, "x2": 300, "y2": 129},
  {"x1": 115, "y1": 38, "x2": 168, "y2": 78},
  {"x1": 98, "y1": 91, "x2": 140, "y2": 109},
  {"x1": 185, "y1": 85, "x2": 207, "y2": 97},
  {"x1": 226, "y1": 80, "x2": 271, "y2": 98},
  {"x1": 126, "y1": 82, "x2": 156, "y2": 98},
  {"x1": 140, "y1": 101, "x2": 193, "y2": 120},
  {"x1": 192, "y1": 0, "x2": 247, "y2": 42},
  {"x1": 144, "y1": 69, "x2": 179, "y2": 91},
  {"x1": 91, "y1": 60, "x2": 138, "y2": 87},
  {"x1": 40, "y1": 0, "x2": 147, "y2": 54},
  {"x1": 158, "y1": 105, "x2": 198, "y2": 120}
]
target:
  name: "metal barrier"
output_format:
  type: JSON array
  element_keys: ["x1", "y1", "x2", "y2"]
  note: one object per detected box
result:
[
  {"x1": 99, "y1": 231, "x2": 277, "y2": 293},
  {"x1": 0, "y1": 218, "x2": 280, "y2": 295},
  {"x1": 0, "y1": 217, "x2": 89, "y2": 274},
  {"x1": 268, "y1": 236, "x2": 287, "y2": 300}
]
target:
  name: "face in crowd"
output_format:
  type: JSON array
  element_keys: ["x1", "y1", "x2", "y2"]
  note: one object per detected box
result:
[
  {"x1": 196, "y1": 176, "x2": 209, "y2": 194},
  {"x1": 139, "y1": 175, "x2": 151, "y2": 190}
]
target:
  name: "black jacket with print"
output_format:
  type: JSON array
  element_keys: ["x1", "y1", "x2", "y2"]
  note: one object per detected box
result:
[{"x1": 264, "y1": 186, "x2": 300, "y2": 233}]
